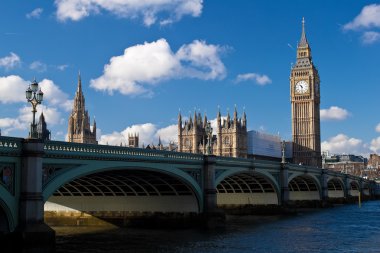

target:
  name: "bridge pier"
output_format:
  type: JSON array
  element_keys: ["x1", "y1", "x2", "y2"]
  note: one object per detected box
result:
[
  {"x1": 321, "y1": 170, "x2": 329, "y2": 205},
  {"x1": 14, "y1": 139, "x2": 55, "y2": 250},
  {"x1": 202, "y1": 155, "x2": 225, "y2": 228},
  {"x1": 343, "y1": 175, "x2": 350, "y2": 199},
  {"x1": 280, "y1": 163, "x2": 289, "y2": 206}
]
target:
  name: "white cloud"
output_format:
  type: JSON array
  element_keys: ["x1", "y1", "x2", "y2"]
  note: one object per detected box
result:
[
  {"x1": 344, "y1": 4, "x2": 380, "y2": 30},
  {"x1": 55, "y1": 0, "x2": 203, "y2": 26},
  {"x1": 29, "y1": 61, "x2": 47, "y2": 72},
  {"x1": 375, "y1": 123, "x2": 380, "y2": 133},
  {"x1": 235, "y1": 73, "x2": 272, "y2": 85},
  {"x1": 18, "y1": 105, "x2": 63, "y2": 126},
  {"x1": 57, "y1": 64, "x2": 69, "y2": 71},
  {"x1": 0, "y1": 118, "x2": 25, "y2": 133},
  {"x1": 320, "y1": 106, "x2": 349, "y2": 121},
  {"x1": 155, "y1": 124, "x2": 177, "y2": 144},
  {"x1": 99, "y1": 123, "x2": 180, "y2": 147},
  {"x1": 176, "y1": 40, "x2": 226, "y2": 80},
  {"x1": 0, "y1": 75, "x2": 72, "y2": 111},
  {"x1": 0, "y1": 105, "x2": 63, "y2": 135},
  {"x1": 26, "y1": 8, "x2": 43, "y2": 19},
  {"x1": 370, "y1": 137, "x2": 380, "y2": 153},
  {"x1": 39, "y1": 79, "x2": 73, "y2": 111},
  {"x1": 322, "y1": 134, "x2": 366, "y2": 155},
  {"x1": 98, "y1": 131, "x2": 127, "y2": 146},
  {"x1": 99, "y1": 123, "x2": 157, "y2": 146},
  {"x1": 361, "y1": 31, "x2": 380, "y2": 44},
  {"x1": 0, "y1": 75, "x2": 28, "y2": 104},
  {"x1": 0, "y1": 52, "x2": 21, "y2": 70},
  {"x1": 0, "y1": 75, "x2": 71, "y2": 136},
  {"x1": 90, "y1": 39, "x2": 226, "y2": 96}
]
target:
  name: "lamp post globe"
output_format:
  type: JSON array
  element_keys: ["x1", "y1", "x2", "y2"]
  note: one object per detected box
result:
[
  {"x1": 25, "y1": 86, "x2": 33, "y2": 100},
  {"x1": 36, "y1": 89, "x2": 44, "y2": 102}
]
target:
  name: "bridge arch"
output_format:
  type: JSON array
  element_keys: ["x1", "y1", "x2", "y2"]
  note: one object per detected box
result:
[
  {"x1": 43, "y1": 162, "x2": 203, "y2": 213},
  {"x1": 327, "y1": 178, "x2": 345, "y2": 198},
  {"x1": 288, "y1": 174, "x2": 321, "y2": 201},
  {"x1": 362, "y1": 182, "x2": 370, "y2": 196},
  {"x1": 0, "y1": 198, "x2": 13, "y2": 233},
  {"x1": 216, "y1": 170, "x2": 280, "y2": 206},
  {"x1": 349, "y1": 181, "x2": 360, "y2": 197}
]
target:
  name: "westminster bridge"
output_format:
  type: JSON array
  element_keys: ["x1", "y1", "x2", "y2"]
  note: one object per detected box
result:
[{"x1": 0, "y1": 136, "x2": 377, "y2": 242}]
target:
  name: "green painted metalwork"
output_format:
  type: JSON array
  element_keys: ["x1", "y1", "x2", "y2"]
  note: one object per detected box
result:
[
  {"x1": 0, "y1": 185, "x2": 16, "y2": 231},
  {"x1": 0, "y1": 137, "x2": 22, "y2": 156}
]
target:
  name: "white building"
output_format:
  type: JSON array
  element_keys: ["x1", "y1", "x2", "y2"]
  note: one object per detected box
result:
[{"x1": 247, "y1": 130, "x2": 292, "y2": 160}]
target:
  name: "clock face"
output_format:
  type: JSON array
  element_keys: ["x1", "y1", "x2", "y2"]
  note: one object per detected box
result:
[{"x1": 295, "y1": 80, "x2": 309, "y2": 94}]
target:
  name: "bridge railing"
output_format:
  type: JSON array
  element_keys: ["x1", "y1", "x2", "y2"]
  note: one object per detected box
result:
[
  {"x1": 0, "y1": 136, "x2": 23, "y2": 156},
  {"x1": 44, "y1": 140, "x2": 204, "y2": 162},
  {"x1": 215, "y1": 156, "x2": 282, "y2": 169}
]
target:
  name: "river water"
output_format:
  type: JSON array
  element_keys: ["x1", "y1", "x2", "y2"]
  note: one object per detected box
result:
[{"x1": 54, "y1": 201, "x2": 380, "y2": 253}]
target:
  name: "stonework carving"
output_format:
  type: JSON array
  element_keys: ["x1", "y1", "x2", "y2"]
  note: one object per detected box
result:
[
  {"x1": 67, "y1": 73, "x2": 97, "y2": 144},
  {"x1": 178, "y1": 108, "x2": 247, "y2": 158}
]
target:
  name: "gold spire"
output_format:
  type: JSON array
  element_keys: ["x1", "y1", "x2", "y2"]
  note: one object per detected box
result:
[{"x1": 299, "y1": 17, "x2": 308, "y2": 48}]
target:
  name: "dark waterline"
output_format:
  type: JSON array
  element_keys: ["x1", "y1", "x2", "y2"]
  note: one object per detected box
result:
[{"x1": 54, "y1": 201, "x2": 380, "y2": 253}]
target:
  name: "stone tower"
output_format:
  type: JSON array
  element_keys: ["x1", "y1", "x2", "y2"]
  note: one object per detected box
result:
[
  {"x1": 67, "y1": 72, "x2": 97, "y2": 144},
  {"x1": 128, "y1": 133, "x2": 139, "y2": 147},
  {"x1": 290, "y1": 18, "x2": 321, "y2": 167},
  {"x1": 215, "y1": 107, "x2": 247, "y2": 158},
  {"x1": 178, "y1": 111, "x2": 206, "y2": 154},
  {"x1": 36, "y1": 112, "x2": 51, "y2": 141},
  {"x1": 177, "y1": 108, "x2": 247, "y2": 158}
]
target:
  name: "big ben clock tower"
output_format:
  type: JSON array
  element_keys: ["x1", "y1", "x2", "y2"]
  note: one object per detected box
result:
[{"x1": 290, "y1": 18, "x2": 321, "y2": 168}]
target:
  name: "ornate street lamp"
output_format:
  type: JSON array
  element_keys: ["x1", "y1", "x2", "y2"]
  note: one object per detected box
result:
[
  {"x1": 281, "y1": 140, "x2": 286, "y2": 164},
  {"x1": 205, "y1": 121, "x2": 213, "y2": 155},
  {"x1": 25, "y1": 78, "x2": 43, "y2": 138}
]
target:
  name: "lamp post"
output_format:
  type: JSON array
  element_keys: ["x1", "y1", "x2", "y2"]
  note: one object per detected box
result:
[
  {"x1": 25, "y1": 78, "x2": 43, "y2": 139},
  {"x1": 281, "y1": 140, "x2": 286, "y2": 164},
  {"x1": 205, "y1": 121, "x2": 213, "y2": 155}
]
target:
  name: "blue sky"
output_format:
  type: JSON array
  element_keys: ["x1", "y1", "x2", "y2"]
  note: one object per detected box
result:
[{"x1": 1, "y1": 0, "x2": 380, "y2": 156}]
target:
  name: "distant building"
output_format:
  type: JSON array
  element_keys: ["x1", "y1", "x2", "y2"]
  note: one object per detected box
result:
[
  {"x1": 67, "y1": 72, "x2": 97, "y2": 144},
  {"x1": 145, "y1": 137, "x2": 177, "y2": 151},
  {"x1": 323, "y1": 152, "x2": 367, "y2": 177},
  {"x1": 128, "y1": 133, "x2": 139, "y2": 148},
  {"x1": 36, "y1": 112, "x2": 51, "y2": 140},
  {"x1": 178, "y1": 108, "x2": 247, "y2": 158},
  {"x1": 247, "y1": 130, "x2": 292, "y2": 161},
  {"x1": 368, "y1": 154, "x2": 380, "y2": 169},
  {"x1": 366, "y1": 154, "x2": 380, "y2": 179}
]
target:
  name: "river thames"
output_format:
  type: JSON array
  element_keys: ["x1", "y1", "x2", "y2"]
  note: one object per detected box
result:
[{"x1": 53, "y1": 200, "x2": 380, "y2": 253}]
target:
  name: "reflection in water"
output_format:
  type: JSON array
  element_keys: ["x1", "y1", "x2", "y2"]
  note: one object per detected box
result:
[{"x1": 54, "y1": 201, "x2": 380, "y2": 253}]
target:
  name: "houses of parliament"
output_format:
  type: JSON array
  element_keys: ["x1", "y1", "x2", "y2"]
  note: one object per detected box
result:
[{"x1": 64, "y1": 18, "x2": 322, "y2": 167}]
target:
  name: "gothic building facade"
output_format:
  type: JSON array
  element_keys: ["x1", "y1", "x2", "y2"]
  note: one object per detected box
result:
[
  {"x1": 36, "y1": 112, "x2": 51, "y2": 141},
  {"x1": 178, "y1": 108, "x2": 247, "y2": 158},
  {"x1": 67, "y1": 73, "x2": 97, "y2": 144},
  {"x1": 290, "y1": 18, "x2": 322, "y2": 167}
]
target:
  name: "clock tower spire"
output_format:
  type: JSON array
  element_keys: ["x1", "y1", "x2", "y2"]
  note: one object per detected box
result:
[{"x1": 290, "y1": 18, "x2": 321, "y2": 167}]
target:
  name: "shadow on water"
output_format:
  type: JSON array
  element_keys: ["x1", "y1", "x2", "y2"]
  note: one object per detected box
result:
[
  {"x1": 52, "y1": 211, "x2": 313, "y2": 253},
  {"x1": 2, "y1": 201, "x2": 380, "y2": 253}
]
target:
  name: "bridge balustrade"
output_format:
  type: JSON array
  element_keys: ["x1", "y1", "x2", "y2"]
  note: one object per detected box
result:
[{"x1": 44, "y1": 140, "x2": 204, "y2": 162}]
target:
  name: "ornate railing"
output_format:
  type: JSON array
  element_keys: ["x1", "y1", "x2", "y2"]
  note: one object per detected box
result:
[
  {"x1": 44, "y1": 140, "x2": 204, "y2": 162},
  {"x1": 0, "y1": 136, "x2": 23, "y2": 155}
]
